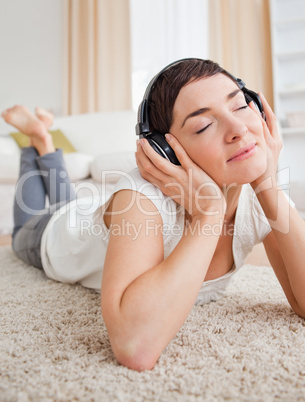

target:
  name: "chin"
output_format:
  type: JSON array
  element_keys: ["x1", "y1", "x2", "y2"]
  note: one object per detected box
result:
[
  {"x1": 230, "y1": 152, "x2": 268, "y2": 185},
  {"x1": 220, "y1": 163, "x2": 268, "y2": 187},
  {"x1": 237, "y1": 164, "x2": 267, "y2": 185}
]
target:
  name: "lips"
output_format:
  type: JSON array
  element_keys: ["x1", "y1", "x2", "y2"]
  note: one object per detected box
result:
[{"x1": 227, "y1": 142, "x2": 257, "y2": 162}]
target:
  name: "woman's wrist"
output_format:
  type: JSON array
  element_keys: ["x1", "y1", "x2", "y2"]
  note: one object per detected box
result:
[
  {"x1": 190, "y1": 196, "x2": 226, "y2": 219},
  {"x1": 189, "y1": 202, "x2": 226, "y2": 225}
]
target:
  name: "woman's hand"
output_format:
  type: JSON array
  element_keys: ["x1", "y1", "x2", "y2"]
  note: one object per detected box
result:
[
  {"x1": 250, "y1": 93, "x2": 283, "y2": 190},
  {"x1": 135, "y1": 134, "x2": 226, "y2": 219}
]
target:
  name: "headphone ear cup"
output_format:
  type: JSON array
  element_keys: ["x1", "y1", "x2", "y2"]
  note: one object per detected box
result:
[
  {"x1": 242, "y1": 87, "x2": 264, "y2": 118},
  {"x1": 146, "y1": 132, "x2": 180, "y2": 165}
]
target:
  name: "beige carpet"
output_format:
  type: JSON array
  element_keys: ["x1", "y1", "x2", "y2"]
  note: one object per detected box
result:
[{"x1": 1, "y1": 246, "x2": 305, "y2": 401}]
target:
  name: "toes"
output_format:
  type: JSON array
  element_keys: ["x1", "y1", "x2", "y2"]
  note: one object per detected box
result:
[
  {"x1": 1, "y1": 110, "x2": 11, "y2": 123},
  {"x1": 12, "y1": 105, "x2": 27, "y2": 113},
  {"x1": 35, "y1": 107, "x2": 54, "y2": 119},
  {"x1": 3, "y1": 105, "x2": 28, "y2": 119},
  {"x1": 35, "y1": 107, "x2": 54, "y2": 128}
]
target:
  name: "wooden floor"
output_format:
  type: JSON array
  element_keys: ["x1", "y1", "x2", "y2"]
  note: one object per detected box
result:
[{"x1": 0, "y1": 234, "x2": 270, "y2": 266}]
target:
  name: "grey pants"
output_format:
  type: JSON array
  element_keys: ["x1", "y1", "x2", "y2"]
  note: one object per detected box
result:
[{"x1": 12, "y1": 147, "x2": 76, "y2": 268}]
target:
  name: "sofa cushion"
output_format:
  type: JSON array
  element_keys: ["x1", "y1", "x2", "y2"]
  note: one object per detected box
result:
[
  {"x1": 90, "y1": 151, "x2": 137, "y2": 183},
  {"x1": 0, "y1": 154, "x2": 20, "y2": 183},
  {"x1": 52, "y1": 111, "x2": 137, "y2": 156},
  {"x1": 64, "y1": 152, "x2": 94, "y2": 181},
  {"x1": 10, "y1": 129, "x2": 76, "y2": 153},
  {"x1": 0, "y1": 150, "x2": 93, "y2": 184},
  {"x1": 0, "y1": 135, "x2": 21, "y2": 156}
]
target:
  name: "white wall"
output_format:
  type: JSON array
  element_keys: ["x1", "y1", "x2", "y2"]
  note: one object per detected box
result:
[
  {"x1": 130, "y1": 0, "x2": 209, "y2": 110},
  {"x1": 0, "y1": 0, "x2": 64, "y2": 117},
  {"x1": 0, "y1": 0, "x2": 209, "y2": 117}
]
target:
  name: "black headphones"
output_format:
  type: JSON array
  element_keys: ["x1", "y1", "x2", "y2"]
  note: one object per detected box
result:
[{"x1": 135, "y1": 58, "x2": 264, "y2": 166}]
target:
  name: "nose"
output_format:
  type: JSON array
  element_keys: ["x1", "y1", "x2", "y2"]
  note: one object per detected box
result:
[{"x1": 224, "y1": 116, "x2": 248, "y2": 143}]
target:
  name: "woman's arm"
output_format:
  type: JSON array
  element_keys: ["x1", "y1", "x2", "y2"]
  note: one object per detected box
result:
[
  {"x1": 101, "y1": 137, "x2": 226, "y2": 371},
  {"x1": 251, "y1": 93, "x2": 305, "y2": 317},
  {"x1": 260, "y1": 188, "x2": 305, "y2": 318}
]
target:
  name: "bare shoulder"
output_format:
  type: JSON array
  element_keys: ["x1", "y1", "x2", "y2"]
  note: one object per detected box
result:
[{"x1": 104, "y1": 189, "x2": 162, "y2": 229}]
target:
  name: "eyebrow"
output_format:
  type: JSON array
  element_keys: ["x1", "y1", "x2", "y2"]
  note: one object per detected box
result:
[{"x1": 181, "y1": 88, "x2": 242, "y2": 128}]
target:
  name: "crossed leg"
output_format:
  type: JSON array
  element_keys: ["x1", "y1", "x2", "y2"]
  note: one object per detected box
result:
[{"x1": 1, "y1": 106, "x2": 75, "y2": 260}]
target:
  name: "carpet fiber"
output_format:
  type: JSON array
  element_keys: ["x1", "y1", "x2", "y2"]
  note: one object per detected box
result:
[{"x1": 1, "y1": 246, "x2": 305, "y2": 401}]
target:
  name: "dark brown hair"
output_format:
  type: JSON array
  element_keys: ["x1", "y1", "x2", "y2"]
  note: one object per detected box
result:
[{"x1": 148, "y1": 59, "x2": 236, "y2": 134}]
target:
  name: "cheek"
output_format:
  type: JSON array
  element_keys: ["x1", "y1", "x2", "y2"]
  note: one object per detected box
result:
[
  {"x1": 248, "y1": 117, "x2": 268, "y2": 153},
  {"x1": 185, "y1": 140, "x2": 218, "y2": 168},
  {"x1": 249, "y1": 116, "x2": 265, "y2": 140},
  {"x1": 190, "y1": 144, "x2": 223, "y2": 182}
]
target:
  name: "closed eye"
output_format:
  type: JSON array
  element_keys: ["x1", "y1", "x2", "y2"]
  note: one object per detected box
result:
[
  {"x1": 195, "y1": 123, "x2": 212, "y2": 135},
  {"x1": 236, "y1": 105, "x2": 249, "y2": 111},
  {"x1": 195, "y1": 104, "x2": 248, "y2": 134}
]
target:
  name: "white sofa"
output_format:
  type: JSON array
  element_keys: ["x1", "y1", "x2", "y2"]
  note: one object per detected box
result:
[{"x1": 0, "y1": 110, "x2": 138, "y2": 234}]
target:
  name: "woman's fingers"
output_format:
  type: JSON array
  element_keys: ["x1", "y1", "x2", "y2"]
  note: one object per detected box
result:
[
  {"x1": 136, "y1": 135, "x2": 224, "y2": 216},
  {"x1": 139, "y1": 136, "x2": 184, "y2": 174},
  {"x1": 249, "y1": 97, "x2": 273, "y2": 143},
  {"x1": 136, "y1": 141, "x2": 184, "y2": 199},
  {"x1": 136, "y1": 139, "x2": 175, "y2": 183},
  {"x1": 257, "y1": 92, "x2": 278, "y2": 137},
  {"x1": 251, "y1": 94, "x2": 282, "y2": 166},
  {"x1": 164, "y1": 134, "x2": 194, "y2": 170},
  {"x1": 136, "y1": 154, "x2": 165, "y2": 190},
  {"x1": 249, "y1": 99, "x2": 261, "y2": 117},
  {"x1": 258, "y1": 92, "x2": 273, "y2": 115},
  {"x1": 137, "y1": 133, "x2": 193, "y2": 174}
]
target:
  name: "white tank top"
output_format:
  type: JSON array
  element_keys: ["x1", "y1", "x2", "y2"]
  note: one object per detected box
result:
[{"x1": 41, "y1": 168, "x2": 291, "y2": 305}]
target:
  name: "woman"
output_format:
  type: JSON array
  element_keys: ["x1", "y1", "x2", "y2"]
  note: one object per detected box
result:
[{"x1": 3, "y1": 59, "x2": 305, "y2": 372}]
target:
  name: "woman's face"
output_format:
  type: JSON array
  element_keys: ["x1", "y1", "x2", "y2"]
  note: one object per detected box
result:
[{"x1": 169, "y1": 73, "x2": 268, "y2": 187}]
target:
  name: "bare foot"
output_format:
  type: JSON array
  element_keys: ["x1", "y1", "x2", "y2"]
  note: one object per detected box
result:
[
  {"x1": 2, "y1": 105, "x2": 47, "y2": 137},
  {"x1": 1, "y1": 105, "x2": 55, "y2": 155},
  {"x1": 35, "y1": 107, "x2": 54, "y2": 129}
]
